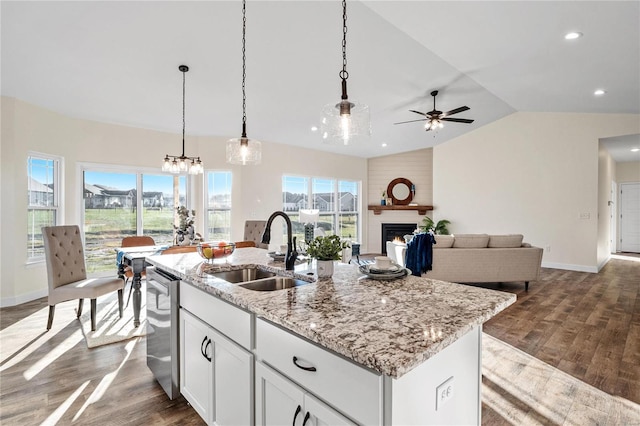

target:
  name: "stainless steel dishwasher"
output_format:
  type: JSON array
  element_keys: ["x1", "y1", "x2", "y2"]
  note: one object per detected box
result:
[{"x1": 146, "y1": 266, "x2": 179, "y2": 399}]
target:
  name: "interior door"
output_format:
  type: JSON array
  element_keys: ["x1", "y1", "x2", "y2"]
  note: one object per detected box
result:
[{"x1": 620, "y1": 182, "x2": 640, "y2": 253}]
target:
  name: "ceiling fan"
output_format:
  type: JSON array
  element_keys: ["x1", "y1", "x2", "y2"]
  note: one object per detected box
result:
[{"x1": 394, "y1": 90, "x2": 474, "y2": 131}]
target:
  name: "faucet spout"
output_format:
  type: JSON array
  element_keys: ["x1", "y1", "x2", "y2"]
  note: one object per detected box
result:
[{"x1": 261, "y1": 211, "x2": 298, "y2": 270}]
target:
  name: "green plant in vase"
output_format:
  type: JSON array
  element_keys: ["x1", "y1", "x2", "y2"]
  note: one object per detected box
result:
[
  {"x1": 306, "y1": 235, "x2": 349, "y2": 278},
  {"x1": 420, "y1": 217, "x2": 451, "y2": 235}
]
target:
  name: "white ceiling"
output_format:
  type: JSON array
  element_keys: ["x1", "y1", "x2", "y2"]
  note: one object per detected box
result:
[{"x1": 2, "y1": 1, "x2": 639, "y2": 160}]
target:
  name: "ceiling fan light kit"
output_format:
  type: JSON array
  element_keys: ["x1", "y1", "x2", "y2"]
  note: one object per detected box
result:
[
  {"x1": 321, "y1": 0, "x2": 371, "y2": 146},
  {"x1": 161, "y1": 65, "x2": 203, "y2": 175},
  {"x1": 394, "y1": 90, "x2": 474, "y2": 132},
  {"x1": 226, "y1": 0, "x2": 262, "y2": 165}
]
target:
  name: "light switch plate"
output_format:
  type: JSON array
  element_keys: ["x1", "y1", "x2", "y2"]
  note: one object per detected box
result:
[{"x1": 436, "y1": 376, "x2": 454, "y2": 411}]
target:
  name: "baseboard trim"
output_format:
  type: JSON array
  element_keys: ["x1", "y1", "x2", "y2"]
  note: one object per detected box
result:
[
  {"x1": 541, "y1": 261, "x2": 598, "y2": 273},
  {"x1": 597, "y1": 256, "x2": 611, "y2": 272},
  {"x1": 0, "y1": 288, "x2": 48, "y2": 308}
]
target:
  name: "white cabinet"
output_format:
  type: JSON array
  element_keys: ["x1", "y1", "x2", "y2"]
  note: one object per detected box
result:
[
  {"x1": 256, "y1": 361, "x2": 355, "y2": 426},
  {"x1": 180, "y1": 307, "x2": 253, "y2": 425}
]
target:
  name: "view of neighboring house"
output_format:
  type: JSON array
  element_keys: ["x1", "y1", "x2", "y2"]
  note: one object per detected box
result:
[
  {"x1": 83, "y1": 184, "x2": 171, "y2": 209},
  {"x1": 27, "y1": 177, "x2": 53, "y2": 206},
  {"x1": 283, "y1": 191, "x2": 357, "y2": 212}
]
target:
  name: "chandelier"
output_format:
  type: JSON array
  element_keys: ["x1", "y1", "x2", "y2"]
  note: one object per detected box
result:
[
  {"x1": 226, "y1": 0, "x2": 262, "y2": 165},
  {"x1": 162, "y1": 65, "x2": 203, "y2": 175},
  {"x1": 321, "y1": 0, "x2": 371, "y2": 145}
]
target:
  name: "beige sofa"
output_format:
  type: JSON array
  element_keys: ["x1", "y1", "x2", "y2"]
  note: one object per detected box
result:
[{"x1": 387, "y1": 234, "x2": 543, "y2": 291}]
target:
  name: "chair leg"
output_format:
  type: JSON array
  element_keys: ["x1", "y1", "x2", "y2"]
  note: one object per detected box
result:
[
  {"x1": 125, "y1": 283, "x2": 134, "y2": 308},
  {"x1": 525, "y1": 281, "x2": 529, "y2": 292},
  {"x1": 117, "y1": 289, "x2": 124, "y2": 318},
  {"x1": 77, "y1": 299, "x2": 84, "y2": 318},
  {"x1": 90, "y1": 299, "x2": 97, "y2": 331},
  {"x1": 47, "y1": 305, "x2": 55, "y2": 330}
]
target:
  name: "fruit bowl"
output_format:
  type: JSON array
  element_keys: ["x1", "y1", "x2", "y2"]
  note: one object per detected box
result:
[{"x1": 197, "y1": 242, "x2": 236, "y2": 263}]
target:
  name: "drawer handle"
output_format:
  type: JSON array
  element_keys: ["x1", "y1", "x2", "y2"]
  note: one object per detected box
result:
[
  {"x1": 302, "y1": 411, "x2": 310, "y2": 426},
  {"x1": 200, "y1": 336, "x2": 208, "y2": 359},
  {"x1": 292, "y1": 405, "x2": 301, "y2": 426},
  {"x1": 204, "y1": 338, "x2": 212, "y2": 362},
  {"x1": 292, "y1": 356, "x2": 317, "y2": 372}
]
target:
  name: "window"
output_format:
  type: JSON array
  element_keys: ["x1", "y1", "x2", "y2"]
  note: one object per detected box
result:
[
  {"x1": 27, "y1": 154, "x2": 61, "y2": 261},
  {"x1": 282, "y1": 175, "x2": 360, "y2": 244},
  {"x1": 205, "y1": 171, "x2": 232, "y2": 241},
  {"x1": 82, "y1": 167, "x2": 186, "y2": 274}
]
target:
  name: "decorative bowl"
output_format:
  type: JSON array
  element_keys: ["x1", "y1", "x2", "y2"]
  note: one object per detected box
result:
[{"x1": 197, "y1": 242, "x2": 236, "y2": 262}]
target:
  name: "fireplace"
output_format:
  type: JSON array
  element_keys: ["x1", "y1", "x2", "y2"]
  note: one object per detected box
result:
[{"x1": 381, "y1": 223, "x2": 417, "y2": 254}]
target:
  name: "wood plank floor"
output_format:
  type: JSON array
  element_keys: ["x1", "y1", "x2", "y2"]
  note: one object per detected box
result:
[{"x1": 1, "y1": 254, "x2": 638, "y2": 425}]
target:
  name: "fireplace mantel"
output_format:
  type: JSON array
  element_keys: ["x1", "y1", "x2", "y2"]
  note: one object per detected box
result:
[{"x1": 368, "y1": 205, "x2": 433, "y2": 215}]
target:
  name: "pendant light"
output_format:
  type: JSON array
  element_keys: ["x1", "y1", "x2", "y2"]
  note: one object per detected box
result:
[
  {"x1": 226, "y1": 0, "x2": 262, "y2": 165},
  {"x1": 321, "y1": 0, "x2": 371, "y2": 146},
  {"x1": 162, "y1": 65, "x2": 203, "y2": 175}
]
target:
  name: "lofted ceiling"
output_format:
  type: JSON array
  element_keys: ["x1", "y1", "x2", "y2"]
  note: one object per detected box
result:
[{"x1": 2, "y1": 1, "x2": 638, "y2": 159}]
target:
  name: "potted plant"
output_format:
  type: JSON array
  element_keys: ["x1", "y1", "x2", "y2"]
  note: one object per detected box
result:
[
  {"x1": 306, "y1": 235, "x2": 349, "y2": 278},
  {"x1": 174, "y1": 206, "x2": 202, "y2": 245},
  {"x1": 420, "y1": 217, "x2": 451, "y2": 235}
]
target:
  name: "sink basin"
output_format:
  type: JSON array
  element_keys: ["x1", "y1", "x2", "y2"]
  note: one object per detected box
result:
[
  {"x1": 208, "y1": 267, "x2": 276, "y2": 283},
  {"x1": 239, "y1": 277, "x2": 311, "y2": 291}
]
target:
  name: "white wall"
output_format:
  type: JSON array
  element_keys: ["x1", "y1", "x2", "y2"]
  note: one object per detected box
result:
[
  {"x1": 616, "y1": 161, "x2": 640, "y2": 183},
  {"x1": 434, "y1": 112, "x2": 640, "y2": 273},
  {"x1": 366, "y1": 149, "x2": 433, "y2": 253},
  {"x1": 0, "y1": 97, "x2": 367, "y2": 306}
]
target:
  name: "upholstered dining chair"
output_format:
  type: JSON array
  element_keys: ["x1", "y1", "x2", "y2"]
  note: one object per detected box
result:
[
  {"x1": 42, "y1": 225, "x2": 124, "y2": 331},
  {"x1": 121, "y1": 235, "x2": 155, "y2": 307},
  {"x1": 161, "y1": 245, "x2": 197, "y2": 255},
  {"x1": 243, "y1": 220, "x2": 268, "y2": 249},
  {"x1": 234, "y1": 241, "x2": 256, "y2": 248}
]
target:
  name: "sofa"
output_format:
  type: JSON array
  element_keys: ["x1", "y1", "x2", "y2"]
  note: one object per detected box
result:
[{"x1": 387, "y1": 234, "x2": 543, "y2": 291}]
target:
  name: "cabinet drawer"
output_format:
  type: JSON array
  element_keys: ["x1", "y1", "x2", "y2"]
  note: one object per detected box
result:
[
  {"x1": 181, "y1": 282, "x2": 252, "y2": 350},
  {"x1": 256, "y1": 319, "x2": 381, "y2": 425}
]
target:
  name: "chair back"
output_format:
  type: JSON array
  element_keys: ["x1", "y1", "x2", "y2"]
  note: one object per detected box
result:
[
  {"x1": 162, "y1": 246, "x2": 197, "y2": 255},
  {"x1": 42, "y1": 225, "x2": 87, "y2": 290},
  {"x1": 243, "y1": 220, "x2": 268, "y2": 249},
  {"x1": 235, "y1": 241, "x2": 257, "y2": 248},
  {"x1": 121, "y1": 235, "x2": 155, "y2": 248}
]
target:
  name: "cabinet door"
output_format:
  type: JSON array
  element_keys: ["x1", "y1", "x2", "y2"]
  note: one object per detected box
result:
[
  {"x1": 256, "y1": 362, "x2": 305, "y2": 426},
  {"x1": 304, "y1": 393, "x2": 356, "y2": 426},
  {"x1": 180, "y1": 309, "x2": 213, "y2": 423},
  {"x1": 211, "y1": 328, "x2": 254, "y2": 426}
]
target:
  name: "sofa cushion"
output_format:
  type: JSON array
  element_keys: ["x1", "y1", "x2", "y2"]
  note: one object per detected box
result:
[
  {"x1": 488, "y1": 234, "x2": 524, "y2": 248},
  {"x1": 434, "y1": 234, "x2": 454, "y2": 248},
  {"x1": 452, "y1": 234, "x2": 489, "y2": 248}
]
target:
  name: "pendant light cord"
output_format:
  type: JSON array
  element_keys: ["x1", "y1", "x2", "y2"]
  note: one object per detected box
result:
[
  {"x1": 182, "y1": 67, "x2": 186, "y2": 156},
  {"x1": 241, "y1": 0, "x2": 247, "y2": 138},
  {"x1": 341, "y1": 0, "x2": 348, "y2": 80}
]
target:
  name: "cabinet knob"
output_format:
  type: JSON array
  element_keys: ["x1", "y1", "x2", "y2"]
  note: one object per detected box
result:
[
  {"x1": 293, "y1": 404, "x2": 301, "y2": 426},
  {"x1": 292, "y1": 356, "x2": 317, "y2": 372}
]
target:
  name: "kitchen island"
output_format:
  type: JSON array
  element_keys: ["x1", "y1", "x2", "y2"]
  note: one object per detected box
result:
[{"x1": 147, "y1": 247, "x2": 515, "y2": 425}]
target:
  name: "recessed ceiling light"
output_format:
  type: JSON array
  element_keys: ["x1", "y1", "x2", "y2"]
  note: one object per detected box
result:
[
  {"x1": 631, "y1": 148, "x2": 640, "y2": 152},
  {"x1": 594, "y1": 89, "x2": 606, "y2": 96},
  {"x1": 564, "y1": 32, "x2": 583, "y2": 40},
  {"x1": 382, "y1": 143, "x2": 387, "y2": 147},
  {"x1": 310, "y1": 126, "x2": 318, "y2": 132}
]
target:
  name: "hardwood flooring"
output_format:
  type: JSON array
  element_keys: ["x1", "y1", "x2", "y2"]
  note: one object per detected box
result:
[{"x1": 1, "y1": 253, "x2": 638, "y2": 425}]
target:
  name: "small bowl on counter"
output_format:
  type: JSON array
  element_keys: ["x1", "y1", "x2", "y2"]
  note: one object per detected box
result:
[{"x1": 197, "y1": 241, "x2": 236, "y2": 263}]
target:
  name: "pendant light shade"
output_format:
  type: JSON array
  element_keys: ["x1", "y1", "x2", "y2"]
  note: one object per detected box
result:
[
  {"x1": 226, "y1": 0, "x2": 262, "y2": 165},
  {"x1": 321, "y1": 0, "x2": 370, "y2": 146},
  {"x1": 162, "y1": 65, "x2": 203, "y2": 174}
]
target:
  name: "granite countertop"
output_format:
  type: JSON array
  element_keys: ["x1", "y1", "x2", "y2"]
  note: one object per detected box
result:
[{"x1": 147, "y1": 247, "x2": 515, "y2": 379}]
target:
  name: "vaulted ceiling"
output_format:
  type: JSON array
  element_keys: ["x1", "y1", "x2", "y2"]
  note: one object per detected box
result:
[{"x1": 2, "y1": 1, "x2": 638, "y2": 159}]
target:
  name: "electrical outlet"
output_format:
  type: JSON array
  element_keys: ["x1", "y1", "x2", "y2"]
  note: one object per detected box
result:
[
  {"x1": 579, "y1": 212, "x2": 590, "y2": 219},
  {"x1": 436, "y1": 376, "x2": 454, "y2": 411},
  {"x1": 545, "y1": 246, "x2": 551, "y2": 253}
]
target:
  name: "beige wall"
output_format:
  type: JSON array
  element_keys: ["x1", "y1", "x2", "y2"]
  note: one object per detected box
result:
[
  {"x1": 367, "y1": 149, "x2": 433, "y2": 253},
  {"x1": 616, "y1": 161, "x2": 640, "y2": 183},
  {"x1": 597, "y1": 144, "x2": 616, "y2": 266},
  {"x1": 434, "y1": 112, "x2": 640, "y2": 272},
  {"x1": 0, "y1": 97, "x2": 367, "y2": 306}
]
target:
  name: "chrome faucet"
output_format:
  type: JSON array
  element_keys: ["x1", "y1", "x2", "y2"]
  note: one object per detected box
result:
[{"x1": 261, "y1": 211, "x2": 298, "y2": 271}]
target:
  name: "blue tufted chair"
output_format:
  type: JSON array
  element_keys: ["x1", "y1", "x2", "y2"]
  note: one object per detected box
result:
[{"x1": 42, "y1": 225, "x2": 124, "y2": 331}]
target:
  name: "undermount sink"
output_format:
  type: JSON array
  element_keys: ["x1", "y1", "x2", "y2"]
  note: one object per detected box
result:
[
  {"x1": 208, "y1": 267, "x2": 276, "y2": 283},
  {"x1": 239, "y1": 276, "x2": 311, "y2": 292}
]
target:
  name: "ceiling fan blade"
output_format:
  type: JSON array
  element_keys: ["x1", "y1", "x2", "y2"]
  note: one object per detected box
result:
[
  {"x1": 441, "y1": 117, "x2": 475, "y2": 124},
  {"x1": 442, "y1": 106, "x2": 470, "y2": 117},
  {"x1": 394, "y1": 118, "x2": 428, "y2": 125},
  {"x1": 409, "y1": 110, "x2": 428, "y2": 116}
]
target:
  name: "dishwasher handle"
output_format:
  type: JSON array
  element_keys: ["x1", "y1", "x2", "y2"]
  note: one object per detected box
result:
[{"x1": 147, "y1": 278, "x2": 169, "y2": 296}]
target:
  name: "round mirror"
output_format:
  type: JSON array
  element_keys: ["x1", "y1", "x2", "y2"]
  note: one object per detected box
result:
[{"x1": 387, "y1": 178, "x2": 414, "y2": 205}]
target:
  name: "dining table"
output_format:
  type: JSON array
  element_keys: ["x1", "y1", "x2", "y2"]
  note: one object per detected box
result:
[{"x1": 115, "y1": 245, "x2": 168, "y2": 327}]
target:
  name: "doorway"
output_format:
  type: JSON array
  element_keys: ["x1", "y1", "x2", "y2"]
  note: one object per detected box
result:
[{"x1": 620, "y1": 182, "x2": 640, "y2": 253}]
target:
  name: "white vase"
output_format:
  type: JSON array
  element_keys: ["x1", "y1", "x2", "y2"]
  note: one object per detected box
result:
[{"x1": 316, "y1": 260, "x2": 334, "y2": 278}]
